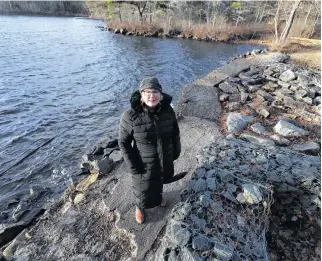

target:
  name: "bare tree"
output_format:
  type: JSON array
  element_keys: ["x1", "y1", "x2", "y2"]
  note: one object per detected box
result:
[
  {"x1": 127, "y1": 1, "x2": 148, "y2": 22},
  {"x1": 274, "y1": 0, "x2": 302, "y2": 44}
]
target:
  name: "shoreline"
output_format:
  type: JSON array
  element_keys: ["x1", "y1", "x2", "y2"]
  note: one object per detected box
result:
[
  {"x1": 105, "y1": 24, "x2": 320, "y2": 70},
  {"x1": 1, "y1": 51, "x2": 320, "y2": 261}
]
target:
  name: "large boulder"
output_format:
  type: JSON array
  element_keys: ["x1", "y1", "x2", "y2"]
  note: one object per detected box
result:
[{"x1": 176, "y1": 83, "x2": 222, "y2": 121}]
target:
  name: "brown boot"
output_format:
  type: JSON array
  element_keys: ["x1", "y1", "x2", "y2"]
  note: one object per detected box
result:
[
  {"x1": 160, "y1": 198, "x2": 167, "y2": 207},
  {"x1": 135, "y1": 207, "x2": 145, "y2": 224}
]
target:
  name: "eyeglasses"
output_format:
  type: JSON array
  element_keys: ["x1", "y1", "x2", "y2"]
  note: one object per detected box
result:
[{"x1": 142, "y1": 90, "x2": 160, "y2": 96}]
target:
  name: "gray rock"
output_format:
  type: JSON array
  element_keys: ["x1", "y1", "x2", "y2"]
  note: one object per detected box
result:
[
  {"x1": 278, "y1": 80, "x2": 291, "y2": 88},
  {"x1": 295, "y1": 90, "x2": 308, "y2": 100},
  {"x1": 305, "y1": 87, "x2": 316, "y2": 98},
  {"x1": 236, "y1": 183, "x2": 263, "y2": 204},
  {"x1": 241, "y1": 77, "x2": 263, "y2": 86},
  {"x1": 218, "y1": 82, "x2": 239, "y2": 94},
  {"x1": 92, "y1": 157, "x2": 114, "y2": 175},
  {"x1": 283, "y1": 96, "x2": 306, "y2": 109},
  {"x1": 292, "y1": 142, "x2": 320, "y2": 155},
  {"x1": 248, "y1": 85, "x2": 261, "y2": 93},
  {"x1": 302, "y1": 96, "x2": 313, "y2": 105},
  {"x1": 270, "y1": 134, "x2": 291, "y2": 146},
  {"x1": 250, "y1": 123, "x2": 268, "y2": 135},
  {"x1": 177, "y1": 83, "x2": 222, "y2": 121},
  {"x1": 297, "y1": 73, "x2": 310, "y2": 86},
  {"x1": 273, "y1": 89, "x2": 293, "y2": 99},
  {"x1": 199, "y1": 195, "x2": 213, "y2": 208},
  {"x1": 279, "y1": 69, "x2": 296, "y2": 82},
  {"x1": 195, "y1": 168, "x2": 207, "y2": 178},
  {"x1": 314, "y1": 96, "x2": 321, "y2": 105},
  {"x1": 167, "y1": 250, "x2": 180, "y2": 261},
  {"x1": 274, "y1": 120, "x2": 309, "y2": 137},
  {"x1": 188, "y1": 179, "x2": 207, "y2": 192},
  {"x1": 219, "y1": 94, "x2": 229, "y2": 102},
  {"x1": 297, "y1": 110, "x2": 319, "y2": 122},
  {"x1": 240, "y1": 133, "x2": 275, "y2": 146},
  {"x1": 166, "y1": 220, "x2": 191, "y2": 247},
  {"x1": 257, "y1": 107, "x2": 270, "y2": 118},
  {"x1": 172, "y1": 203, "x2": 192, "y2": 221},
  {"x1": 251, "y1": 49, "x2": 261, "y2": 55},
  {"x1": 240, "y1": 92, "x2": 250, "y2": 103},
  {"x1": 190, "y1": 215, "x2": 206, "y2": 230},
  {"x1": 226, "y1": 102, "x2": 241, "y2": 111},
  {"x1": 265, "y1": 75, "x2": 278, "y2": 82},
  {"x1": 212, "y1": 241, "x2": 234, "y2": 261},
  {"x1": 262, "y1": 82, "x2": 279, "y2": 92},
  {"x1": 290, "y1": 85, "x2": 299, "y2": 91},
  {"x1": 227, "y1": 113, "x2": 253, "y2": 133},
  {"x1": 257, "y1": 90, "x2": 274, "y2": 102},
  {"x1": 108, "y1": 150, "x2": 123, "y2": 163},
  {"x1": 180, "y1": 247, "x2": 202, "y2": 261},
  {"x1": 206, "y1": 178, "x2": 217, "y2": 190},
  {"x1": 192, "y1": 235, "x2": 213, "y2": 251},
  {"x1": 2, "y1": 228, "x2": 28, "y2": 257},
  {"x1": 239, "y1": 70, "x2": 260, "y2": 79},
  {"x1": 0, "y1": 222, "x2": 27, "y2": 246}
]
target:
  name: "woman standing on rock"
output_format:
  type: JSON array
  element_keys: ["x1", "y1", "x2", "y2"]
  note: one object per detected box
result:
[{"x1": 119, "y1": 77, "x2": 181, "y2": 224}]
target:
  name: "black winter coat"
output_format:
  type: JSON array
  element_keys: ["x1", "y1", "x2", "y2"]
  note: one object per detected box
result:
[{"x1": 119, "y1": 90, "x2": 181, "y2": 209}]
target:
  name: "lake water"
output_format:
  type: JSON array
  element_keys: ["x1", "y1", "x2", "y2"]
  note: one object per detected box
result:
[{"x1": 0, "y1": 15, "x2": 263, "y2": 215}]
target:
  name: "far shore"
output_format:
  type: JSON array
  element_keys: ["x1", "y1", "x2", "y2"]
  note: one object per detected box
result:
[{"x1": 106, "y1": 22, "x2": 321, "y2": 70}]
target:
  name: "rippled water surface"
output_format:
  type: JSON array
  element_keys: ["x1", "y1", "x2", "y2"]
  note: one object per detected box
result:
[{"x1": 0, "y1": 15, "x2": 263, "y2": 209}]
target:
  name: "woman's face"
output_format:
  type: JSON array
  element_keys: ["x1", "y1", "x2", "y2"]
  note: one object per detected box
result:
[{"x1": 141, "y1": 88, "x2": 161, "y2": 107}]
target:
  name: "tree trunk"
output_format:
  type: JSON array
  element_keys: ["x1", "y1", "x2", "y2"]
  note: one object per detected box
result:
[
  {"x1": 279, "y1": 0, "x2": 301, "y2": 43},
  {"x1": 118, "y1": 2, "x2": 122, "y2": 22},
  {"x1": 309, "y1": 12, "x2": 320, "y2": 38},
  {"x1": 274, "y1": 0, "x2": 281, "y2": 44},
  {"x1": 304, "y1": 1, "x2": 313, "y2": 24}
]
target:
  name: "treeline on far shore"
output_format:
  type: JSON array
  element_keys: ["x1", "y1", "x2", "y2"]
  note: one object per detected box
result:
[
  {"x1": 0, "y1": 1, "x2": 88, "y2": 17},
  {"x1": 86, "y1": 1, "x2": 321, "y2": 44}
]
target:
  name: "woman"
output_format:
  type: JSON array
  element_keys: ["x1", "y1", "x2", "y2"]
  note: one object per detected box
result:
[{"x1": 119, "y1": 77, "x2": 181, "y2": 224}]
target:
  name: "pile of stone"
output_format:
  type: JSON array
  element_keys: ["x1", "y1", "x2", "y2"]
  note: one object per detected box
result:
[
  {"x1": 217, "y1": 60, "x2": 321, "y2": 155},
  {"x1": 154, "y1": 138, "x2": 320, "y2": 261},
  {"x1": 81, "y1": 138, "x2": 122, "y2": 175},
  {"x1": 106, "y1": 26, "x2": 261, "y2": 42},
  {"x1": 231, "y1": 48, "x2": 269, "y2": 61}
]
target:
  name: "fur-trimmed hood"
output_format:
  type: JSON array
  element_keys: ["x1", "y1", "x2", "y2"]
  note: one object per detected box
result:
[{"x1": 130, "y1": 90, "x2": 172, "y2": 113}]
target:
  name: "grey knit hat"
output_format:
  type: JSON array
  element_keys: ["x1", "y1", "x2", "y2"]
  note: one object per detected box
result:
[{"x1": 139, "y1": 77, "x2": 162, "y2": 93}]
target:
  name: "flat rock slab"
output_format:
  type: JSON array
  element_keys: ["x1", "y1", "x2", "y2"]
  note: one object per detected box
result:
[
  {"x1": 292, "y1": 141, "x2": 320, "y2": 155},
  {"x1": 274, "y1": 120, "x2": 309, "y2": 137},
  {"x1": 176, "y1": 83, "x2": 222, "y2": 121},
  {"x1": 240, "y1": 133, "x2": 275, "y2": 146},
  {"x1": 9, "y1": 117, "x2": 222, "y2": 261}
]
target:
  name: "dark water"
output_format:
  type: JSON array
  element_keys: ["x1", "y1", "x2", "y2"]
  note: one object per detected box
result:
[{"x1": 0, "y1": 15, "x2": 262, "y2": 211}]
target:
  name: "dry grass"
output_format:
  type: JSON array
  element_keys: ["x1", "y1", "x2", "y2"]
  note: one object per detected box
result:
[
  {"x1": 269, "y1": 38, "x2": 321, "y2": 69},
  {"x1": 107, "y1": 19, "x2": 271, "y2": 42},
  {"x1": 108, "y1": 20, "x2": 161, "y2": 34}
]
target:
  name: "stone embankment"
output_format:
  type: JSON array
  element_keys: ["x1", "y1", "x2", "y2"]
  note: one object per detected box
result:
[
  {"x1": 104, "y1": 25, "x2": 264, "y2": 43},
  {"x1": 1, "y1": 51, "x2": 320, "y2": 261}
]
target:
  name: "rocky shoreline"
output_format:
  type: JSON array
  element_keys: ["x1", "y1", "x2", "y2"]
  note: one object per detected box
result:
[
  {"x1": 102, "y1": 25, "x2": 265, "y2": 44},
  {"x1": 1, "y1": 52, "x2": 320, "y2": 261}
]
